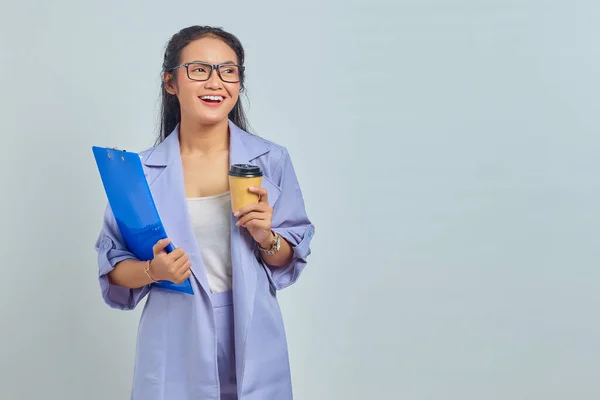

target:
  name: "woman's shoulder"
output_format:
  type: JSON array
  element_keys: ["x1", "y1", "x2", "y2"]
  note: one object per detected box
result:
[
  {"x1": 236, "y1": 128, "x2": 292, "y2": 169},
  {"x1": 242, "y1": 130, "x2": 287, "y2": 158},
  {"x1": 239, "y1": 133, "x2": 294, "y2": 187},
  {"x1": 136, "y1": 139, "x2": 161, "y2": 160}
]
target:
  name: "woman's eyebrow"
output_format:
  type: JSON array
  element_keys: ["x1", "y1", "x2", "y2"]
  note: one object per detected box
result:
[{"x1": 188, "y1": 60, "x2": 237, "y2": 64}]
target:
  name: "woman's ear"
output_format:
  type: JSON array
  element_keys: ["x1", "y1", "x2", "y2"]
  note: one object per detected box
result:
[{"x1": 163, "y1": 72, "x2": 177, "y2": 95}]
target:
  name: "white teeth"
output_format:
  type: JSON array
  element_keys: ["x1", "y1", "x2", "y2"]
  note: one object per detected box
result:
[{"x1": 200, "y1": 95, "x2": 223, "y2": 101}]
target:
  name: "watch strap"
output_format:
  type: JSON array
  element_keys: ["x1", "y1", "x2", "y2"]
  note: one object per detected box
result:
[{"x1": 259, "y1": 231, "x2": 280, "y2": 255}]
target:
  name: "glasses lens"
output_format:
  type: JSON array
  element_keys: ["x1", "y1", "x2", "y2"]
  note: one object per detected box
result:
[
  {"x1": 187, "y1": 63, "x2": 211, "y2": 81},
  {"x1": 218, "y1": 64, "x2": 241, "y2": 82}
]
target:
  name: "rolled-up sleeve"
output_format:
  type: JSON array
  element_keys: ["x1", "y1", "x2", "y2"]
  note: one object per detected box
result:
[
  {"x1": 95, "y1": 204, "x2": 150, "y2": 310},
  {"x1": 262, "y1": 148, "x2": 315, "y2": 290}
]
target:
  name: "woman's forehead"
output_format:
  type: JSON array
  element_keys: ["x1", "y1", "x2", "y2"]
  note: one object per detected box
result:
[{"x1": 180, "y1": 37, "x2": 238, "y2": 64}]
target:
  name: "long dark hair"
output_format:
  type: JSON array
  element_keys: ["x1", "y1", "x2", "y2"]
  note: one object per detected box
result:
[{"x1": 157, "y1": 26, "x2": 250, "y2": 143}]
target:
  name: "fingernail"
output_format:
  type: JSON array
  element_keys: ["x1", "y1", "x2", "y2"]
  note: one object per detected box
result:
[{"x1": 234, "y1": 211, "x2": 240, "y2": 217}]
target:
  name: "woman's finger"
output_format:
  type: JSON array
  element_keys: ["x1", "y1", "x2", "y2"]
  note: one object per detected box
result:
[
  {"x1": 175, "y1": 256, "x2": 191, "y2": 273},
  {"x1": 244, "y1": 219, "x2": 270, "y2": 231},
  {"x1": 234, "y1": 201, "x2": 269, "y2": 217},
  {"x1": 177, "y1": 261, "x2": 192, "y2": 277},
  {"x1": 236, "y1": 211, "x2": 267, "y2": 227},
  {"x1": 249, "y1": 186, "x2": 269, "y2": 203}
]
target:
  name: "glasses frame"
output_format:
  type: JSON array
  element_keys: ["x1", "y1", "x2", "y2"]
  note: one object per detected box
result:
[{"x1": 169, "y1": 62, "x2": 245, "y2": 83}]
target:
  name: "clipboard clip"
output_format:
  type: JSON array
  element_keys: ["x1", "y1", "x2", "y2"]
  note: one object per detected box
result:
[{"x1": 107, "y1": 147, "x2": 126, "y2": 159}]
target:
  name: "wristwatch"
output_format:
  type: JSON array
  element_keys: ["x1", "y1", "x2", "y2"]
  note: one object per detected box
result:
[{"x1": 259, "y1": 231, "x2": 281, "y2": 255}]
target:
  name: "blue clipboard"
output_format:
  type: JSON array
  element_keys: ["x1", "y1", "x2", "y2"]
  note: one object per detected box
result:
[{"x1": 92, "y1": 146, "x2": 194, "y2": 295}]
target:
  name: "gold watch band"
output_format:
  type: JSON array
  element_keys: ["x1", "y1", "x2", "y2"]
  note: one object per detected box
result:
[{"x1": 259, "y1": 230, "x2": 280, "y2": 254}]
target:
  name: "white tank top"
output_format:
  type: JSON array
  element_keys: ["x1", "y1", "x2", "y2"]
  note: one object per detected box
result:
[{"x1": 186, "y1": 191, "x2": 232, "y2": 293}]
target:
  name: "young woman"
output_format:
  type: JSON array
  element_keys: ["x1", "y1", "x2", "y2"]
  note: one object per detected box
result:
[{"x1": 95, "y1": 25, "x2": 315, "y2": 400}]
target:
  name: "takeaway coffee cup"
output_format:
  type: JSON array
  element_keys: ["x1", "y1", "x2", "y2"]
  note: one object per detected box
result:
[{"x1": 228, "y1": 164, "x2": 263, "y2": 212}]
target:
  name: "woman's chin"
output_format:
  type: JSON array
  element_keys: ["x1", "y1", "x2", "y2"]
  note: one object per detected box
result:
[{"x1": 194, "y1": 113, "x2": 230, "y2": 127}]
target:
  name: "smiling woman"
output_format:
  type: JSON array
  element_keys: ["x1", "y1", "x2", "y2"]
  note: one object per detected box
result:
[
  {"x1": 159, "y1": 27, "x2": 249, "y2": 142},
  {"x1": 162, "y1": 33, "x2": 246, "y2": 136},
  {"x1": 94, "y1": 26, "x2": 315, "y2": 400}
]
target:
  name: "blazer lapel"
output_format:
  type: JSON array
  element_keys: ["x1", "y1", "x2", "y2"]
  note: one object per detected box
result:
[{"x1": 141, "y1": 127, "x2": 211, "y2": 296}]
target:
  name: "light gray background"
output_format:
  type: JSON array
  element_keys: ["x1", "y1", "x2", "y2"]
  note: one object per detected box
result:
[{"x1": 1, "y1": 0, "x2": 598, "y2": 399}]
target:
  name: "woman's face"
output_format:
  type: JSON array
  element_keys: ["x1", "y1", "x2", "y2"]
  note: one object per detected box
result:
[{"x1": 165, "y1": 37, "x2": 241, "y2": 128}]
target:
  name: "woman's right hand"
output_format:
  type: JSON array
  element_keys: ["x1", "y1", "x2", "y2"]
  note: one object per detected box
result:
[{"x1": 149, "y1": 238, "x2": 192, "y2": 283}]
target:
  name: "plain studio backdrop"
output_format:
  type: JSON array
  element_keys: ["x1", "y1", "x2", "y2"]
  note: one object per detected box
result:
[{"x1": 0, "y1": 0, "x2": 598, "y2": 399}]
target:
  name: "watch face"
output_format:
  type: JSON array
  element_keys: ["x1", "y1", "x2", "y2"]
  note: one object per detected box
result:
[{"x1": 260, "y1": 233, "x2": 280, "y2": 254}]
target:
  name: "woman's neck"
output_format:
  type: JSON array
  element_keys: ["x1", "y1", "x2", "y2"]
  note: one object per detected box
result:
[{"x1": 178, "y1": 118, "x2": 230, "y2": 155}]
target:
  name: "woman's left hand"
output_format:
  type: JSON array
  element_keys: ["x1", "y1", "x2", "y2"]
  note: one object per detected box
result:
[{"x1": 234, "y1": 186, "x2": 274, "y2": 248}]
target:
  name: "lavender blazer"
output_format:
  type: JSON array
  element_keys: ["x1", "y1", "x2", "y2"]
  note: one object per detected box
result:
[{"x1": 95, "y1": 120, "x2": 315, "y2": 399}]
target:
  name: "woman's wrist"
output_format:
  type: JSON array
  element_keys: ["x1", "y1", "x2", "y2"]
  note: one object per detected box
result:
[
  {"x1": 258, "y1": 230, "x2": 276, "y2": 250},
  {"x1": 144, "y1": 260, "x2": 161, "y2": 283}
]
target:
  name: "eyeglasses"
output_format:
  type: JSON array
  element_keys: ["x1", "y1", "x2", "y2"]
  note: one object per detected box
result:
[{"x1": 169, "y1": 62, "x2": 244, "y2": 83}]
